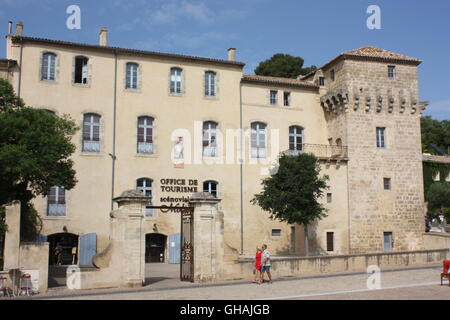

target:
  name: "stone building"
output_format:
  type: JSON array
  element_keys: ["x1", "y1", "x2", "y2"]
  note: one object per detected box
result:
[{"x1": 1, "y1": 22, "x2": 429, "y2": 271}]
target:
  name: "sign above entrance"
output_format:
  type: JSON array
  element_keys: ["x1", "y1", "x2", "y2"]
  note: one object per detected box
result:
[{"x1": 159, "y1": 178, "x2": 199, "y2": 205}]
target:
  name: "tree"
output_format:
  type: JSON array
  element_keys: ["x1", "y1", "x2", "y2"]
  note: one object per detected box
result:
[
  {"x1": 254, "y1": 53, "x2": 317, "y2": 79},
  {"x1": 421, "y1": 116, "x2": 450, "y2": 155},
  {"x1": 426, "y1": 182, "x2": 450, "y2": 221},
  {"x1": 251, "y1": 153, "x2": 329, "y2": 255},
  {"x1": 0, "y1": 78, "x2": 78, "y2": 240}
]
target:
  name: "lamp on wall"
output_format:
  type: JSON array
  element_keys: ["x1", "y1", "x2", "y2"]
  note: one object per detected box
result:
[
  {"x1": 63, "y1": 226, "x2": 68, "y2": 233},
  {"x1": 153, "y1": 224, "x2": 158, "y2": 232}
]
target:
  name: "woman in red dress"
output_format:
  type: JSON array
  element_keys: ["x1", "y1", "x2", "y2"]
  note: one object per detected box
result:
[{"x1": 253, "y1": 247, "x2": 262, "y2": 284}]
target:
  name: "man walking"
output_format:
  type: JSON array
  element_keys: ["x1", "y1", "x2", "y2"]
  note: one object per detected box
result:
[{"x1": 260, "y1": 244, "x2": 272, "y2": 284}]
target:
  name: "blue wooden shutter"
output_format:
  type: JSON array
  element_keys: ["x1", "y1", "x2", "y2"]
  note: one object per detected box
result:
[
  {"x1": 79, "y1": 233, "x2": 97, "y2": 267},
  {"x1": 168, "y1": 234, "x2": 181, "y2": 264},
  {"x1": 36, "y1": 235, "x2": 48, "y2": 242}
]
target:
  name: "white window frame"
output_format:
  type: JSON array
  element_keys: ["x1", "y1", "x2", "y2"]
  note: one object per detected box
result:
[
  {"x1": 205, "y1": 71, "x2": 216, "y2": 97},
  {"x1": 137, "y1": 178, "x2": 153, "y2": 217},
  {"x1": 376, "y1": 127, "x2": 386, "y2": 148},
  {"x1": 137, "y1": 116, "x2": 154, "y2": 155},
  {"x1": 283, "y1": 92, "x2": 291, "y2": 107},
  {"x1": 251, "y1": 122, "x2": 267, "y2": 158},
  {"x1": 74, "y1": 56, "x2": 89, "y2": 85},
  {"x1": 47, "y1": 186, "x2": 66, "y2": 217},
  {"x1": 170, "y1": 67, "x2": 183, "y2": 94},
  {"x1": 41, "y1": 52, "x2": 56, "y2": 81},
  {"x1": 289, "y1": 126, "x2": 304, "y2": 155},
  {"x1": 202, "y1": 121, "x2": 218, "y2": 157},
  {"x1": 82, "y1": 113, "x2": 101, "y2": 152},
  {"x1": 388, "y1": 65, "x2": 396, "y2": 79},
  {"x1": 126, "y1": 62, "x2": 139, "y2": 90},
  {"x1": 269, "y1": 90, "x2": 278, "y2": 105},
  {"x1": 203, "y1": 180, "x2": 218, "y2": 198}
]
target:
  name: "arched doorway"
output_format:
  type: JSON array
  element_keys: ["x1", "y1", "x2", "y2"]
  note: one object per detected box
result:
[
  {"x1": 48, "y1": 233, "x2": 79, "y2": 266},
  {"x1": 145, "y1": 234, "x2": 167, "y2": 263}
]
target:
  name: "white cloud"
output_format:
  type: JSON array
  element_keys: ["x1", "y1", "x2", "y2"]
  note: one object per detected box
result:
[{"x1": 151, "y1": 0, "x2": 213, "y2": 25}]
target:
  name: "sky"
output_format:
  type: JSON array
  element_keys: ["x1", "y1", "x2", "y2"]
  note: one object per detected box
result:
[{"x1": 0, "y1": 0, "x2": 449, "y2": 120}]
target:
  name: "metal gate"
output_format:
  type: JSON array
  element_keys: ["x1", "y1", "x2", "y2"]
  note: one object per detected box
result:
[
  {"x1": 147, "y1": 205, "x2": 194, "y2": 282},
  {"x1": 180, "y1": 207, "x2": 194, "y2": 282}
]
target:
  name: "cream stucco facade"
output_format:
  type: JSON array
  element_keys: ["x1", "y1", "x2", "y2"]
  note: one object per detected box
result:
[{"x1": 1, "y1": 24, "x2": 428, "y2": 267}]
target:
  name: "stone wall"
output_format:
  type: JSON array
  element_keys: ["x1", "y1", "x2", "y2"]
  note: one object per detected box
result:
[
  {"x1": 423, "y1": 233, "x2": 450, "y2": 251},
  {"x1": 321, "y1": 59, "x2": 425, "y2": 254},
  {"x1": 228, "y1": 249, "x2": 449, "y2": 280},
  {"x1": 19, "y1": 242, "x2": 49, "y2": 293}
]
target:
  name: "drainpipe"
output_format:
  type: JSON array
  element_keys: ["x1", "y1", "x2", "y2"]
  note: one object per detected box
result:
[
  {"x1": 110, "y1": 50, "x2": 118, "y2": 210},
  {"x1": 239, "y1": 81, "x2": 244, "y2": 255}
]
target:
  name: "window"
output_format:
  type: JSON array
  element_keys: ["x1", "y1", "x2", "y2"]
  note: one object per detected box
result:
[
  {"x1": 202, "y1": 121, "x2": 218, "y2": 157},
  {"x1": 170, "y1": 67, "x2": 183, "y2": 94},
  {"x1": 383, "y1": 178, "x2": 391, "y2": 190},
  {"x1": 326, "y1": 232, "x2": 334, "y2": 252},
  {"x1": 376, "y1": 127, "x2": 386, "y2": 148},
  {"x1": 74, "y1": 56, "x2": 89, "y2": 84},
  {"x1": 289, "y1": 126, "x2": 304, "y2": 155},
  {"x1": 251, "y1": 122, "x2": 267, "y2": 158},
  {"x1": 82, "y1": 113, "x2": 101, "y2": 152},
  {"x1": 137, "y1": 178, "x2": 153, "y2": 217},
  {"x1": 47, "y1": 186, "x2": 66, "y2": 216},
  {"x1": 272, "y1": 229, "x2": 281, "y2": 237},
  {"x1": 269, "y1": 90, "x2": 278, "y2": 105},
  {"x1": 327, "y1": 193, "x2": 332, "y2": 203},
  {"x1": 388, "y1": 65, "x2": 396, "y2": 79},
  {"x1": 383, "y1": 232, "x2": 393, "y2": 252},
  {"x1": 137, "y1": 116, "x2": 154, "y2": 154},
  {"x1": 41, "y1": 52, "x2": 56, "y2": 81},
  {"x1": 283, "y1": 92, "x2": 291, "y2": 106},
  {"x1": 330, "y1": 69, "x2": 335, "y2": 82},
  {"x1": 126, "y1": 62, "x2": 139, "y2": 89},
  {"x1": 203, "y1": 180, "x2": 218, "y2": 197},
  {"x1": 319, "y1": 77, "x2": 325, "y2": 86},
  {"x1": 205, "y1": 71, "x2": 216, "y2": 97}
]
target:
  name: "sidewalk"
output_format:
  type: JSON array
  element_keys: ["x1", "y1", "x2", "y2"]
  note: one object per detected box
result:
[{"x1": 6, "y1": 263, "x2": 445, "y2": 300}]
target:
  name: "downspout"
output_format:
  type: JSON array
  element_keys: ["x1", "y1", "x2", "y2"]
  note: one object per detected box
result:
[
  {"x1": 239, "y1": 81, "x2": 244, "y2": 255},
  {"x1": 17, "y1": 38, "x2": 23, "y2": 100},
  {"x1": 110, "y1": 51, "x2": 118, "y2": 210}
]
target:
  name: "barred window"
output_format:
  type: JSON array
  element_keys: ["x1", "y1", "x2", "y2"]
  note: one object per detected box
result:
[
  {"x1": 137, "y1": 116, "x2": 154, "y2": 154},
  {"x1": 376, "y1": 127, "x2": 386, "y2": 148},
  {"x1": 41, "y1": 52, "x2": 56, "y2": 81},
  {"x1": 82, "y1": 113, "x2": 101, "y2": 152}
]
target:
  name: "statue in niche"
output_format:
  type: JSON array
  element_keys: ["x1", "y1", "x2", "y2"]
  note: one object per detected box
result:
[{"x1": 173, "y1": 137, "x2": 184, "y2": 168}]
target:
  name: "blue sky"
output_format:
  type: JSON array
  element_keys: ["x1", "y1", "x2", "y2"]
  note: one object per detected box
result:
[{"x1": 0, "y1": 0, "x2": 449, "y2": 120}]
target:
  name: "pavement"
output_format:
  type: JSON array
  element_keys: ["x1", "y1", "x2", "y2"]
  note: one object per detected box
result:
[{"x1": 5, "y1": 263, "x2": 448, "y2": 300}]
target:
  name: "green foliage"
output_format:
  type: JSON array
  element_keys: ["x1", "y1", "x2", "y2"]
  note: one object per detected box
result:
[
  {"x1": 254, "y1": 53, "x2": 316, "y2": 79},
  {"x1": 0, "y1": 207, "x2": 7, "y2": 237},
  {"x1": 20, "y1": 202, "x2": 43, "y2": 241},
  {"x1": 421, "y1": 116, "x2": 450, "y2": 155},
  {"x1": 0, "y1": 79, "x2": 78, "y2": 240},
  {"x1": 426, "y1": 182, "x2": 450, "y2": 220},
  {"x1": 251, "y1": 153, "x2": 329, "y2": 227},
  {"x1": 423, "y1": 161, "x2": 450, "y2": 196}
]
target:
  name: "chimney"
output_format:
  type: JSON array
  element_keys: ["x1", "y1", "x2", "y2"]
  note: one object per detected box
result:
[
  {"x1": 8, "y1": 21, "x2": 12, "y2": 35},
  {"x1": 15, "y1": 21, "x2": 23, "y2": 36},
  {"x1": 99, "y1": 27, "x2": 108, "y2": 46},
  {"x1": 227, "y1": 48, "x2": 236, "y2": 62}
]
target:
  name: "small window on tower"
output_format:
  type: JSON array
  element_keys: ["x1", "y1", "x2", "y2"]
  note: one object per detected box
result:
[
  {"x1": 383, "y1": 178, "x2": 391, "y2": 190},
  {"x1": 272, "y1": 229, "x2": 281, "y2": 237},
  {"x1": 388, "y1": 65, "x2": 396, "y2": 79}
]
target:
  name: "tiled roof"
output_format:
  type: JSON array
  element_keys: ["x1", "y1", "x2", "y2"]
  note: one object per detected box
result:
[
  {"x1": 342, "y1": 46, "x2": 422, "y2": 63},
  {"x1": 301, "y1": 46, "x2": 422, "y2": 80},
  {"x1": 423, "y1": 154, "x2": 450, "y2": 164},
  {"x1": 11, "y1": 36, "x2": 245, "y2": 68},
  {"x1": 241, "y1": 74, "x2": 319, "y2": 89}
]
